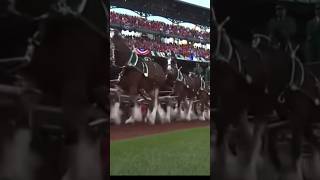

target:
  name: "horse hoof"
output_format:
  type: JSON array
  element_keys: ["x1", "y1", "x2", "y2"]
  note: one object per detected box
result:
[{"x1": 125, "y1": 117, "x2": 134, "y2": 124}]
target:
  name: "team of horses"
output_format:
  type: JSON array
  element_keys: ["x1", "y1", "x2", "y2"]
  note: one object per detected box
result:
[
  {"x1": 109, "y1": 30, "x2": 210, "y2": 125},
  {"x1": 212, "y1": 8, "x2": 320, "y2": 180}
]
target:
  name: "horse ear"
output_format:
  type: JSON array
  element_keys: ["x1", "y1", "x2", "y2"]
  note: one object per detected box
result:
[{"x1": 212, "y1": 8, "x2": 218, "y2": 27}]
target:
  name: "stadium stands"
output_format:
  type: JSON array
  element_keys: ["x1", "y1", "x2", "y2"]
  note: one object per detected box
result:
[
  {"x1": 125, "y1": 36, "x2": 209, "y2": 59},
  {"x1": 110, "y1": 12, "x2": 209, "y2": 42},
  {"x1": 110, "y1": 11, "x2": 210, "y2": 60}
]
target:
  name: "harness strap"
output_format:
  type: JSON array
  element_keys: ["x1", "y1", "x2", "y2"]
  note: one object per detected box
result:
[
  {"x1": 142, "y1": 62, "x2": 149, "y2": 77},
  {"x1": 184, "y1": 78, "x2": 188, "y2": 88},
  {"x1": 53, "y1": 0, "x2": 107, "y2": 39},
  {"x1": 234, "y1": 49, "x2": 242, "y2": 73},
  {"x1": 177, "y1": 68, "x2": 183, "y2": 81},
  {"x1": 289, "y1": 53, "x2": 296, "y2": 87},
  {"x1": 224, "y1": 33, "x2": 233, "y2": 61},
  {"x1": 296, "y1": 57, "x2": 305, "y2": 87},
  {"x1": 200, "y1": 76, "x2": 205, "y2": 90}
]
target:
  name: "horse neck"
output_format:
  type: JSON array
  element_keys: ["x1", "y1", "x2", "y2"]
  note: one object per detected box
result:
[{"x1": 112, "y1": 35, "x2": 131, "y2": 66}]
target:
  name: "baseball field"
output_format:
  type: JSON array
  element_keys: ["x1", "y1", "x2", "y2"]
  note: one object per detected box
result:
[{"x1": 110, "y1": 122, "x2": 210, "y2": 176}]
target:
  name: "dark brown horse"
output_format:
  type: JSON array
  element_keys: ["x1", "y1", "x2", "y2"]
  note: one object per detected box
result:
[
  {"x1": 0, "y1": 0, "x2": 108, "y2": 180},
  {"x1": 161, "y1": 53, "x2": 179, "y2": 91},
  {"x1": 196, "y1": 76, "x2": 210, "y2": 120},
  {"x1": 111, "y1": 31, "x2": 166, "y2": 124},
  {"x1": 171, "y1": 69, "x2": 202, "y2": 120}
]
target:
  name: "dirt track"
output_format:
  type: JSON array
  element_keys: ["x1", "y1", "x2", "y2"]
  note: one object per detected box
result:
[{"x1": 110, "y1": 121, "x2": 210, "y2": 141}]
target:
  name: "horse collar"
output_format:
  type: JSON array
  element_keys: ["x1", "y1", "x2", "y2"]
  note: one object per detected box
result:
[{"x1": 127, "y1": 50, "x2": 138, "y2": 67}]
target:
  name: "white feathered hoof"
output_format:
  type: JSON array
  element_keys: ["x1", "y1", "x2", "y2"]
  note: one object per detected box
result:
[
  {"x1": 179, "y1": 108, "x2": 186, "y2": 121},
  {"x1": 132, "y1": 103, "x2": 143, "y2": 122},
  {"x1": 125, "y1": 116, "x2": 135, "y2": 124},
  {"x1": 191, "y1": 110, "x2": 198, "y2": 121},
  {"x1": 148, "y1": 108, "x2": 157, "y2": 125},
  {"x1": 186, "y1": 112, "x2": 192, "y2": 121},
  {"x1": 157, "y1": 104, "x2": 167, "y2": 124},
  {"x1": 186, "y1": 102, "x2": 193, "y2": 121},
  {"x1": 205, "y1": 109, "x2": 210, "y2": 121},
  {"x1": 199, "y1": 111, "x2": 206, "y2": 121},
  {"x1": 110, "y1": 102, "x2": 122, "y2": 125},
  {"x1": 165, "y1": 106, "x2": 171, "y2": 123},
  {"x1": 171, "y1": 107, "x2": 178, "y2": 122}
]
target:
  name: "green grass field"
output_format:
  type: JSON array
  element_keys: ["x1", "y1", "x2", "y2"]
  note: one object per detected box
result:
[{"x1": 110, "y1": 127, "x2": 210, "y2": 176}]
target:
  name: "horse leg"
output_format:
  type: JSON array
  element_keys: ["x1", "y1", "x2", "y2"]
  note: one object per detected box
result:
[
  {"x1": 165, "y1": 104, "x2": 171, "y2": 123},
  {"x1": 178, "y1": 100, "x2": 184, "y2": 120},
  {"x1": 110, "y1": 101, "x2": 122, "y2": 125},
  {"x1": 186, "y1": 99, "x2": 193, "y2": 121},
  {"x1": 125, "y1": 86, "x2": 140, "y2": 124},
  {"x1": 214, "y1": 108, "x2": 265, "y2": 180},
  {"x1": 170, "y1": 100, "x2": 178, "y2": 121},
  {"x1": 61, "y1": 79, "x2": 105, "y2": 180},
  {"x1": 0, "y1": 97, "x2": 41, "y2": 180},
  {"x1": 110, "y1": 89, "x2": 122, "y2": 125},
  {"x1": 0, "y1": 127, "x2": 40, "y2": 180},
  {"x1": 147, "y1": 88, "x2": 159, "y2": 125},
  {"x1": 199, "y1": 103, "x2": 206, "y2": 121},
  {"x1": 157, "y1": 102, "x2": 166, "y2": 124}
]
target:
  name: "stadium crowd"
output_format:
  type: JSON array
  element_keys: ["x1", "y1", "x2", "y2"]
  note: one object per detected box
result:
[
  {"x1": 110, "y1": 11, "x2": 210, "y2": 42},
  {"x1": 125, "y1": 36, "x2": 210, "y2": 59}
]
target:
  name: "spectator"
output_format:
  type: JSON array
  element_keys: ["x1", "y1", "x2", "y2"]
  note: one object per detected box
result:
[
  {"x1": 110, "y1": 11, "x2": 210, "y2": 42},
  {"x1": 122, "y1": 36, "x2": 210, "y2": 60}
]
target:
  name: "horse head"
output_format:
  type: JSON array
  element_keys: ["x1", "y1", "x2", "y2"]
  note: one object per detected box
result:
[
  {"x1": 111, "y1": 30, "x2": 132, "y2": 67},
  {"x1": 165, "y1": 57, "x2": 178, "y2": 83}
]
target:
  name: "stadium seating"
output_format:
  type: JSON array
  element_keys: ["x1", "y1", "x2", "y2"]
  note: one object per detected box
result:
[
  {"x1": 110, "y1": 12, "x2": 210, "y2": 42},
  {"x1": 125, "y1": 36, "x2": 209, "y2": 59}
]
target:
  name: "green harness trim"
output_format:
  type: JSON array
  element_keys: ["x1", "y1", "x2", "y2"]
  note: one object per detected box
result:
[
  {"x1": 177, "y1": 69, "x2": 183, "y2": 82},
  {"x1": 128, "y1": 50, "x2": 139, "y2": 67},
  {"x1": 142, "y1": 62, "x2": 149, "y2": 77},
  {"x1": 127, "y1": 50, "x2": 150, "y2": 77}
]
